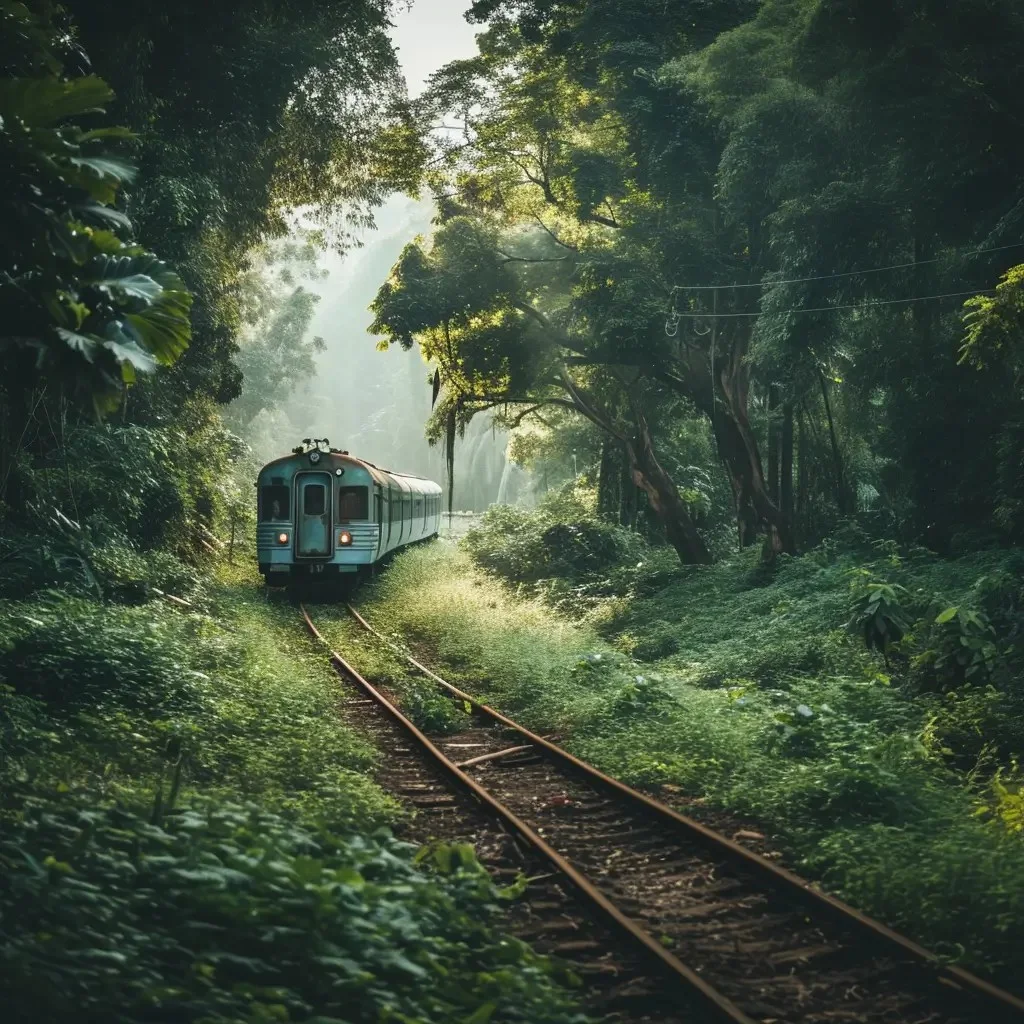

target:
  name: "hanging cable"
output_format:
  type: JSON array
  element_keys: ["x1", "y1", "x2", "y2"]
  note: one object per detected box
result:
[
  {"x1": 672, "y1": 287, "x2": 995, "y2": 319},
  {"x1": 669, "y1": 240, "x2": 1024, "y2": 293},
  {"x1": 664, "y1": 285, "x2": 681, "y2": 336}
]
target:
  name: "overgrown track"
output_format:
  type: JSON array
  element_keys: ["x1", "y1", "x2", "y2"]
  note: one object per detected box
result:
[{"x1": 302, "y1": 604, "x2": 1024, "y2": 1024}]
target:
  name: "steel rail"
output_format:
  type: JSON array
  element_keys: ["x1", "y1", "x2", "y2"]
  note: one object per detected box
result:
[
  {"x1": 299, "y1": 603, "x2": 757, "y2": 1024},
  {"x1": 344, "y1": 602, "x2": 1024, "y2": 1021}
]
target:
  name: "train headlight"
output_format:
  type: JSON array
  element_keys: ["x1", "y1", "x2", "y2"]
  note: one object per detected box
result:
[
  {"x1": 338, "y1": 531, "x2": 352, "y2": 546},
  {"x1": 277, "y1": 532, "x2": 289, "y2": 545},
  {"x1": 309, "y1": 451, "x2": 321, "y2": 464}
]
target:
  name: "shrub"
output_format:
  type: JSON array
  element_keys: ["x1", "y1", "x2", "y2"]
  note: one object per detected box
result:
[
  {"x1": 0, "y1": 798, "x2": 588, "y2": 1024},
  {"x1": 846, "y1": 573, "x2": 914, "y2": 660},
  {"x1": 0, "y1": 597, "x2": 204, "y2": 712}
]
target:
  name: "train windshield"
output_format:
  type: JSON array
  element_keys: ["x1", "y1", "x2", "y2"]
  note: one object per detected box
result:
[
  {"x1": 259, "y1": 484, "x2": 290, "y2": 521},
  {"x1": 304, "y1": 484, "x2": 326, "y2": 516},
  {"x1": 338, "y1": 486, "x2": 369, "y2": 520}
]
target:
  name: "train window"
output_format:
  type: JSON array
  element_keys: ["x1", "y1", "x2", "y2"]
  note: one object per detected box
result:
[
  {"x1": 260, "y1": 485, "x2": 290, "y2": 521},
  {"x1": 304, "y1": 484, "x2": 326, "y2": 516},
  {"x1": 337, "y1": 486, "x2": 368, "y2": 520}
]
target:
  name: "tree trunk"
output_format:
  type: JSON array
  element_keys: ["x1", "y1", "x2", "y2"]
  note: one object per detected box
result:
[
  {"x1": 677, "y1": 319, "x2": 793, "y2": 556},
  {"x1": 781, "y1": 400, "x2": 794, "y2": 535},
  {"x1": 627, "y1": 413, "x2": 712, "y2": 565},
  {"x1": 597, "y1": 438, "x2": 617, "y2": 521},
  {"x1": 818, "y1": 371, "x2": 851, "y2": 516},
  {"x1": 767, "y1": 384, "x2": 780, "y2": 505},
  {"x1": 619, "y1": 454, "x2": 637, "y2": 530},
  {"x1": 711, "y1": 404, "x2": 793, "y2": 555}
]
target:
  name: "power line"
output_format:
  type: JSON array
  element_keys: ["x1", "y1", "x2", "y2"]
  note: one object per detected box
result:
[
  {"x1": 670, "y1": 241, "x2": 1024, "y2": 293},
  {"x1": 672, "y1": 288, "x2": 995, "y2": 319}
]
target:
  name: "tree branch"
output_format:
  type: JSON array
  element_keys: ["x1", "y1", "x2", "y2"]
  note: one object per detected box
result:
[
  {"x1": 496, "y1": 251, "x2": 569, "y2": 265},
  {"x1": 533, "y1": 214, "x2": 578, "y2": 251},
  {"x1": 558, "y1": 367, "x2": 628, "y2": 443}
]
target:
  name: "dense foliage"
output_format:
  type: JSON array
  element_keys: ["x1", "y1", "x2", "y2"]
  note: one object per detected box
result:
[
  {"x1": 0, "y1": 568, "x2": 590, "y2": 1024},
  {"x1": 2, "y1": 801, "x2": 584, "y2": 1024},
  {"x1": 6, "y1": 0, "x2": 1024, "y2": 1017},
  {"x1": 371, "y1": 0, "x2": 1024, "y2": 565},
  {"x1": 0, "y1": 5, "x2": 593, "y2": 1022},
  {"x1": 341, "y1": 537, "x2": 1024, "y2": 981}
]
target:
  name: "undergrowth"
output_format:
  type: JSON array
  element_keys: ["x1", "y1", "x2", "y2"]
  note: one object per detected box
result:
[
  {"x1": 0, "y1": 553, "x2": 590, "y2": 1024},
  {"x1": 336, "y1": 539, "x2": 1024, "y2": 982}
]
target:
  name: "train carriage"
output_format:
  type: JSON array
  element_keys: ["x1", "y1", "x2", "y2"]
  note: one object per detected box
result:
[{"x1": 256, "y1": 438, "x2": 441, "y2": 585}]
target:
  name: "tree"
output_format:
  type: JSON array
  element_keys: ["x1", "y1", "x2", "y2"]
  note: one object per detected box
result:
[
  {"x1": 0, "y1": 0, "x2": 191, "y2": 508},
  {"x1": 414, "y1": 9, "x2": 798, "y2": 556},
  {"x1": 59, "y1": 0, "x2": 425, "y2": 418},
  {"x1": 371, "y1": 216, "x2": 714, "y2": 563},
  {"x1": 227, "y1": 239, "x2": 328, "y2": 431}
]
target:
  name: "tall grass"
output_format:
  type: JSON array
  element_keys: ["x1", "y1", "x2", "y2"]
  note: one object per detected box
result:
[{"x1": 337, "y1": 541, "x2": 1024, "y2": 980}]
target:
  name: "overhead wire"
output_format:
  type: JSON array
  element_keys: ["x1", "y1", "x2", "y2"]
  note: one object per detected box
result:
[
  {"x1": 661, "y1": 239, "x2": 1023, "y2": 326},
  {"x1": 670, "y1": 240, "x2": 1024, "y2": 292},
  {"x1": 672, "y1": 287, "x2": 996, "y2": 319}
]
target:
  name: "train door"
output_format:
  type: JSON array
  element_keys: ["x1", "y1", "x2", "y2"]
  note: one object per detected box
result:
[
  {"x1": 386, "y1": 485, "x2": 394, "y2": 548},
  {"x1": 374, "y1": 487, "x2": 383, "y2": 555},
  {"x1": 296, "y1": 472, "x2": 332, "y2": 557}
]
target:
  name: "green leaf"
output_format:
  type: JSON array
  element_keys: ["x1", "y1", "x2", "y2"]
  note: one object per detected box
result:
[
  {"x1": 462, "y1": 1003, "x2": 497, "y2": 1024},
  {"x1": 0, "y1": 74, "x2": 113, "y2": 126},
  {"x1": 78, "y1": 126, "x2": 136, "y2": 143},
  {"x1": 68, "y1": 154, "x2": 137, "y2": 184},
  {"x1": 935, "y1": 606, "x2": 959, "y2": 624},
  {"x1": 103, "y1": 335, "x2": 157, "y2": 377},
  {"x1": 56, "y1": 328, "x2": 101, "y2": 362}
]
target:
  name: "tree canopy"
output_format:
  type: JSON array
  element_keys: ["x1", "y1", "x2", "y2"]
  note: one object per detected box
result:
[{"x1": 370, "y1": 0, "x2": 1024, "y2": 562}]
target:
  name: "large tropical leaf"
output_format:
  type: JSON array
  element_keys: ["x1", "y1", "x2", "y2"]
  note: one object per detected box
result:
[
  {"x1": 56, "y1": 328, "x2": 101, "y2": 362},
  {"x1": 101, "y1": 321, "x2": 158, "y2": 377},
  {"x1": 64, "y1": 154, "x2": 136, "y2": 204},
  {"x1": 72, "y1": 201, "x2": 133, "y2": 233},
  {"x1": 85, "y1": 254, "x2": 186, "y2": 304},
  {"x1": 124, "y1": 299, "x2": 192, "y2": 365},
  {"x1": 0, "y1": 75, "x2": 113, "y2": 126}
]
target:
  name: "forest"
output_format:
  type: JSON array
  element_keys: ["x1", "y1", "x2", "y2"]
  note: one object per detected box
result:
[{"x1": 2, "y1": 1, "x2": 1024, "y2": 1022}]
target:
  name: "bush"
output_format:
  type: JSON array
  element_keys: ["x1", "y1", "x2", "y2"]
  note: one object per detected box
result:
[
  {"x1": 0, "y1": 597, "x2": 205, "y2": 712},
  {"x1": 341, "y1": 541, "x2": 1024, "y2": 979},
  {"x1": 0, "y1": 798, "x2": 587, "y2": 1024}
]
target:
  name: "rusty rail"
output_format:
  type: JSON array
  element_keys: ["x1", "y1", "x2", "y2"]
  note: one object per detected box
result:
[
  {"x1": 300, "y1": 604, "x2": 757, "y2": 1024},
  {"x1": 343, "y1": 602, "x2": 1024, "y2": 1022}
]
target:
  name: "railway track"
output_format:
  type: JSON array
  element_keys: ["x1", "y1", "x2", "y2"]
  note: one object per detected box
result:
[{"x1": 301, "y1": 603, "x2": 1024, "y2": 1024}]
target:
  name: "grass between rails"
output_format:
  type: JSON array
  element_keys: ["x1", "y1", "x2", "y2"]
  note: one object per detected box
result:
[
  {"x1": 0, "y1": 554, "x2": 589, "y2": 1024},
  {"x1": 334, "y1": 539, "x2": 1024, "y2": 984}
]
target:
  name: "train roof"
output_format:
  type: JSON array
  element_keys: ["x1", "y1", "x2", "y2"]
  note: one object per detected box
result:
[{"x1": 258, "y1": 449, "x2": 441, "y2": 490}]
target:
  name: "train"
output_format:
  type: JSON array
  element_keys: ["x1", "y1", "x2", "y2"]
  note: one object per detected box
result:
[{"x1": 256, "y1": 438, "x2": 442, "y2": 586}]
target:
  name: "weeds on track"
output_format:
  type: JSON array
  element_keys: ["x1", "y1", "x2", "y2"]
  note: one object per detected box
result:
[{"x1": 334, "y1": 541, "x2": 1024, "y2": 981}]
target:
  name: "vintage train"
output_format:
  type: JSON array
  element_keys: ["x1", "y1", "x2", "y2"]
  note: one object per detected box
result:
[{"x1": 256, "y1": 438, "x2": 442, "y2": 586}]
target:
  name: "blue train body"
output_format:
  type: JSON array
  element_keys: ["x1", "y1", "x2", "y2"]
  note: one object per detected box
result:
[{"x1": 256, "y1": 439, "x2": 441, "y2": 585}]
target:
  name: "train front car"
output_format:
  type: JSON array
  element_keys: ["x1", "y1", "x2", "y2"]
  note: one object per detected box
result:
[{"x1": 256, "y1": 439, "x2": 442, "y2": 586}]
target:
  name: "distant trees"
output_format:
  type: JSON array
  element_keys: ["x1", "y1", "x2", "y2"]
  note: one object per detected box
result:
[
  {"x1": 2, "y1": 0, "x2": 421, "y2": 523},
  {"x1": 227, "y1": 240, "x2": 327, "y2": 432}
]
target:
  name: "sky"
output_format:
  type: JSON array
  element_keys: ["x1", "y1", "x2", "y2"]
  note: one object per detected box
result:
[
  {"x1": 313, "y1": 0, "x2": 480, "y2": 281},
  {"x1": 389, "y1": 0, "x2": 481, "y2": 99}
]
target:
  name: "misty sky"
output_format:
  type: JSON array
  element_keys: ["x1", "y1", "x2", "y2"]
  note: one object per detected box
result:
[
  {"x1": 292, "y1": 1, "x2": 530, "y2": 508},
  {"x1": 390, "y1": 0, "x2": 480, "y2": 99}
]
